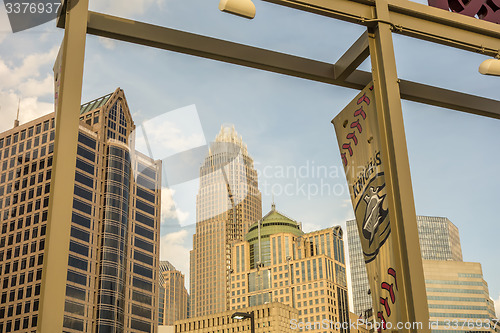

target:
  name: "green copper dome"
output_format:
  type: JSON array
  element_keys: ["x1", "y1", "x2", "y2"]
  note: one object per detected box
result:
[{"x1": 245, "y1": 203, "x2": 303, "y2": 242}]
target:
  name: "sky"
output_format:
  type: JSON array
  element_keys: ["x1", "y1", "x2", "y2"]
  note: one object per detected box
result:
[{"x1": 0, "y1": 0, "x2": 499, "y2": 317}]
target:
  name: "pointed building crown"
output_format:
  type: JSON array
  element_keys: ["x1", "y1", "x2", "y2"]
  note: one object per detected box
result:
[{"x1": 214, "y1": 124, "x2": 248, "y2": 155}]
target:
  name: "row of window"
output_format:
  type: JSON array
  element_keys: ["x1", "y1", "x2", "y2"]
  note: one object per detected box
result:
[
  {"x1": 2, "y1": 254, "x2": 43, "y2": 278},
  {"x1": 0, "y1": 224, "x2": 46, "y2": 248},
  {"x1": 1, "y1": 143, "x2": 54, "y2": 173},
  {"x1": 0, "y1": 314, "x2": 38, "y2": 332},
  {"x1": 1, "y1": 284, "x2": 40, "y2": 305},
  {"x1": 0, "y1": 239, "x2": 45, "y2": 269},
  {"x1": 0, "y1": 131, "x2": 54, "y2": 159},
  {"x1": 0, "y1": 300, "x2": 38, "y2": 321},
  {"x1": 0, "y1": 119, "x2": 53, "y2": 146}
]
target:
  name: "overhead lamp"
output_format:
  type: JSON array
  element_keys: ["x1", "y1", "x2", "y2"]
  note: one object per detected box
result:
[
  {"x1": 479, "y1": 58, "x2": 500, "y2": 76},
  {"x1": 231, "y1": 311, "x2": 255, "y2": 333},
  {"x1": 219, "y1": 0, "x2": 256, "y2": 19}
]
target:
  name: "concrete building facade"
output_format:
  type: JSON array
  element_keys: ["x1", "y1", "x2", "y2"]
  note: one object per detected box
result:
[
  {"x1": 174, "y1": 302, "x2": 298, "y2": 333},
  {"x1": 159, "y1": 261, "x2": 188, "y2": 325},
  {"x1": 189, "y1": 126, "x2": 262, "y2": 317},
  {"x1": 424, "y1": 260, "x2": 498, "y2": 333},
  {"x1": 346, "y1": 216, "x2": 497, "y2": 332},
  {"x1": 346, "y1": 216, "x2": 463, "y2": 317},
  {"x1": 0, "y1": 88, "x2": 161, "y2": 332},
  {"x1": 229, "y1": 204, "x2": 350, "y2": 332}
]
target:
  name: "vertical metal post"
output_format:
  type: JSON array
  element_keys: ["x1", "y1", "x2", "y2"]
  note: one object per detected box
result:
[
  {"x1": 250, "y1": 311, "x2": 255, "y2": 333},
  {"x1": 367, "y1": 0, "x2": 430, "y2": 331},
  {"x1": 38, "y1": 0, "x2": 89, "y2": 331}
]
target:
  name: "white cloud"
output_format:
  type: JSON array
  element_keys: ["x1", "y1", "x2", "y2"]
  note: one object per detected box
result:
[
  {"x1": 91, "y1": 0, "x2": 165, "y2": 18},
  {"x1": 98, "y1": 37, "x2": 116, "y2": 50},
  {"x1": 161, "y1": 187, "x2": 189, "y2": 225},
  {"x1": 494, "y1": 293, "x2": 500, "y2": 317},
  {"x1": 141, "y1": 104, "x2": 206, "y2": 160},
  {"x1": 0, "y1": 47, "x2": 57, "y2": 131},
  {"x1": 302, "y1": 222, "x2": 322, "y2": 233},
  {"x1": 0, "y1": 47, "x2": 58, "y2": 90},
  {"x1": 160, "y1": 230, "x2": 191, "y2": 288},
  {"x1": 0, "y1": 91, "x2": 53, "y2": 132}
]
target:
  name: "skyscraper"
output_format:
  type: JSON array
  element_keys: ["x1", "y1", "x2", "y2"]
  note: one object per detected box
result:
[
  {"x1": 347, "y1": 216, "x2": 497, "y2": 331},
  {"x1": 230, "y1": 204, "x2": 350, "y2": 332},
  {"x1": 189, "y1": 126, "x2": 262, "y2": 317},
  {"x1": 424, "y1": 260, "x2": 498, "y2": 332},
  {"x1": 0, "y1": 88, "x2": 161, "y2": 332},
  {"x1": 159, "y1": 261, "x2": 188, "y2": 325},
  {"x1": 346, "y1": 216, "x2": 463, "y2": 316}
]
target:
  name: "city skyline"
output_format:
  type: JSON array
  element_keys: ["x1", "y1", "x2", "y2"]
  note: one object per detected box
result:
[{"x1": 1, "y1": 0, "x2": 499, "y2": 318}]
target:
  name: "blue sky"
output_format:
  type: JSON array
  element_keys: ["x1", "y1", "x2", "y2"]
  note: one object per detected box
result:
[{"x1": 0, "y1": 0, "x2": 499, "y2": 316}]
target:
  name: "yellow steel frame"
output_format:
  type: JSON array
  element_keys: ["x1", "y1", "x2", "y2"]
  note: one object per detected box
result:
[
  {"x1": 40, "y1": 0, "x2": 500, "y2": 331},
  {"x1": 38, "y1": 0, "x2": 89, "y2": 331}
]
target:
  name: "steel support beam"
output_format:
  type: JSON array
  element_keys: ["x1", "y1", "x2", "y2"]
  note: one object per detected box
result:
[
  {"x1": 368, "y1": 0, "x2": 429, "y2": 329},
  {"x1": 39, "y1": 0, "x2": 88, "y2": 331},
  {"x1": 75, "y1": 12, "x2": 500, "y2": 119},
  {"x1": 262, "y1": 0, "x2": 500, "y2": 56},
  {"x1": 334, "y1": 31, "x2": 370, "y2": 80}
]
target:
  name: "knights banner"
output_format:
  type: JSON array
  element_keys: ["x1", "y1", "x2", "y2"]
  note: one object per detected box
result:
[{"x1": 332, "y1": 83, "x2": 401, "y2": 331}]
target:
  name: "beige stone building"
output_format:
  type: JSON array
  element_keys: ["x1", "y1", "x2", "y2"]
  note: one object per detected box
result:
[
  {"x1": 190, "y1": 126, "x2": 262, "y2": 317},
  {"x1": 346, "y1": 216, "x2": 498, "y2": 332},
  {"x1": 159, "y1": 261, "x2": 188, "y2": 325},
  {"x1": 174, "y1": 302, "x2": 298, "y2": 333},
  {"x1": 229, "y1": 204, "x2": 350, "y2": 332},
  {"x1": 0, "y1": 88, "x2": 161, "y2": 332},
  {"x1": 348, "y1": 312, "x2": 370, "y2": 333},
  {"x1": 424, "y1": 260, "x2": 498, "y2": 332},
  {"x1": 346, "y1": 216, "x2": 463, "y2": 317}
]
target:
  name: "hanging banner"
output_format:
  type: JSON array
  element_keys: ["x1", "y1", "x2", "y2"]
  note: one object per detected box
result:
[{"x1": 332, "y1": 83, "x2": 401, "y2": 331}]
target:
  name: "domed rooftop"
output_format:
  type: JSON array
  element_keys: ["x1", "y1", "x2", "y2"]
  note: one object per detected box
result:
[{"x1": 245, "y1": 203, "x2": 303, "y2": 242}]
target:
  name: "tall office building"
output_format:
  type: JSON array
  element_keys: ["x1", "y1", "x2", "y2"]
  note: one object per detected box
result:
[
  {"x1": 229, "y1": 204, "x2": 350, "y2": 332},
  {"x1": 347, "y1": 216, "x2": 497, "y2": 331},
  {"x1": 424, "y1": 260, "x2": 498, "y2": 332},
  {"x1": 346, "y1": 216, "x2": 463, "y2": 316},
  {"x1": 159, "y1": 261, "x2": 188, "y2": 325},
  {"x1": 0, "y1": 88, "x2": 161, "y2": 332},
  {"x1": 189, "y1": 126, "x2": 262, "y2": 317}
]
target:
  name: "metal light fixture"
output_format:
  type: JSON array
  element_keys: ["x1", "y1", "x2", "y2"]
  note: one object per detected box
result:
[
  {"x1": 231, "y1": 311, "x2": 255, "y2": 333},
  {"x1": 479, "y1": 58, "x2": 500, "y2": 76},
  {"x1": 219, "y1": 0, "x2": 256, "y2": 19}
]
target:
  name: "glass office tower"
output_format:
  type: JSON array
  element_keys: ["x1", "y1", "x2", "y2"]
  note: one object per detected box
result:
[
  {"x1": 0, "y1": 88, "x2": 161, "y2": 332},
  {"x1": 189, "y1": 126, "x2": 262, "y2": 317}
]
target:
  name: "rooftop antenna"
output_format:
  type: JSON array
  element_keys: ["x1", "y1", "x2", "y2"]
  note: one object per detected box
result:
[
  {"x1": 271, "y1": 194, "x2": 276, "y2": 211},
  {"x1": 14, "y1": 98, "x2": 20, "y2": 128}
]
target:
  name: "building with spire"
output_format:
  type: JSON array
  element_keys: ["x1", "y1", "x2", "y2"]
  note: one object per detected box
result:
[
  {"x1": 229, "y1": 204, "x2": 350, "y2": 332},
  {"x1": 189, "y1": 125, "x2": 262, "y2": 317},
  {"x1": 0, "y1": 88, "x2": 161, "y2": 332},
  {"x1": 159, "y1": 261, "x2": 188, "y2": 326}
]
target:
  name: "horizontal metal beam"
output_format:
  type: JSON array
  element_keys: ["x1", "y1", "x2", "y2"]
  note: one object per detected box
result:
[
  {"x1": 387, "y1": 0, "x2": 500, "y2": 57},
  {"x1": 81, "y1": 12, "x2": 500, "y2": 119},
  {"x1": 344, "y1": 71, "x2": 500, "y2": 119},
  {"x1": 262, "y1": 0, "x2": 500, "y2": 56},
  {"x1": 85, "y1": 12, "x2": 344, "y2": 86},
  {"x1": 334, "y1": 31, "x2": 370, "y2": 80}
]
